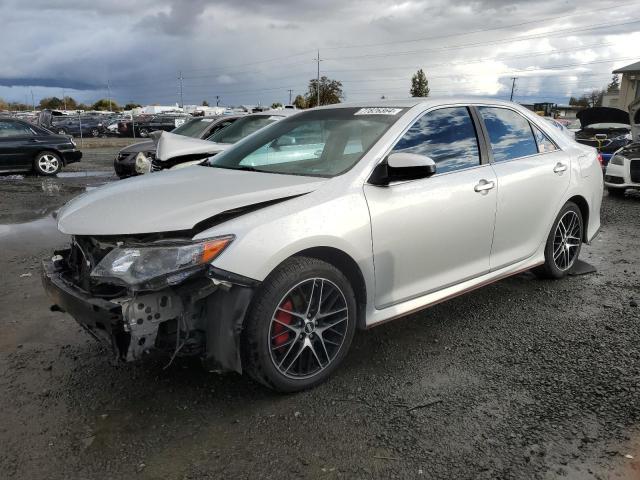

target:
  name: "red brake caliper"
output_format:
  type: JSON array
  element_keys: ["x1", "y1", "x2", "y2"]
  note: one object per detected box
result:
[{"x1": 273, "y1": 299, "x2": 293, "y2": 348}]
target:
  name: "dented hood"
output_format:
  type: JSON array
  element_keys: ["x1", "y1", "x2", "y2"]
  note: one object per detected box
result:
[
  {"x1": 57, "y1": 167, "x2": 326, "y2": 236},
  {"x1": 155, "y1": 131, "x2": 230, "y2": 161},
  {"x1": 630, "y1": 98, "x2": 640, "y2": 143}
]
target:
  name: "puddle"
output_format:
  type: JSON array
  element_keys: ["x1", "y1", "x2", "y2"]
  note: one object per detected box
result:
[
  {"x1": 0, "y1": 215, "x2": 67, "y2": 254},
  {"x1": 57, "y1": 171, "x2": 114, "y2": 178}
]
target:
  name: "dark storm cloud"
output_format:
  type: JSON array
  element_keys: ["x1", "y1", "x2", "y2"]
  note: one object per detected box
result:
[{"x1": 0, "y1": 0, "x2": 638, "y2": 106}]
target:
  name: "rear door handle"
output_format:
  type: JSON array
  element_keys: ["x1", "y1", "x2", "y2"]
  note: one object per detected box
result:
[
  {"x1": 474, "y1": 179, "x2": 495, "y2": 193},
  {"x1": 553, "y1": 162, "x2": 567, "y2": 174}
]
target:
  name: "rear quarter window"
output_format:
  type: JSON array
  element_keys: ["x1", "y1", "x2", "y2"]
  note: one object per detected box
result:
[{"x1": 478, "y1": 107, "x2": 538, "y2": 162}]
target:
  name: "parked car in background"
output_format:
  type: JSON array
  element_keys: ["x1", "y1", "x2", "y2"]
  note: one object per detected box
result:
[
  {"x1": 117, "y1": 112, "x2": 192, "y2": 138},
  {"x1": 604, "y1": 98, "x2": 640, "y2": 197},
  {"x1": 43, "y1": 98, "x2": 602, "y2": 392},
  {"x1": 37, "y1": 110, "x2": 108, "y2": 137},
  {"x1": 114, "y1": 115, "x2": 241, "y2": 178},
  {"x1": 0, "y1": 117, "x2": 81, "y2": 175},
  {"x1": 574, "y1": 107, "x2": 632, "y2": 165},
  {"x1": 153, "y1": 109, "x2": 298, "y2": 172}
]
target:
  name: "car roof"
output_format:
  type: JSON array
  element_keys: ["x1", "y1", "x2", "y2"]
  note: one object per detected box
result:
[
  {"x1": 249, "y1": 109, "x2": 299, "y2": 117},
  {"x1": 314, "y1": 97, "x2": 525, "y2": 110}
]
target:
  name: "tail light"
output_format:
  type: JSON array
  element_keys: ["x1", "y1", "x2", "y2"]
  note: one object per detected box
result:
[{"x1": 597, "y1": 153, "x2": 604, "y2": 168}]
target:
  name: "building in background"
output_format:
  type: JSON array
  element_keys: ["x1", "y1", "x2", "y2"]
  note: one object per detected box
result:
[{"x1": 613, "y1": 61, "x2": 640, "y2": 111}]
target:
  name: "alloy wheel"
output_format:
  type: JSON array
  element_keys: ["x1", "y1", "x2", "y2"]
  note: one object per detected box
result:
[
  {"x1": 269, "y1": 278, "x2": 349, "y2": 380},
  {"x1": 38, "y1": 154, "x2": 60, "y2": 174},
  {"x1": 553, "y1": 210, "x2": 581, "y2": 271}
]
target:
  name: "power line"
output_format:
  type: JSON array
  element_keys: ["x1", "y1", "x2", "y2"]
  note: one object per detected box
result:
[{"x1": 321, "y1": 0, "x2": 640, "y2": 51}]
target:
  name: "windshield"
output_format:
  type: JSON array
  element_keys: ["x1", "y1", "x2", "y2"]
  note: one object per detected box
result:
[
  {"x1": 205, "y1": 107, "x2": 405, "y2": 177},
  {"x1": 206, "y1": 115, "x2": 281, "y2": 143},
  {"x1": 172, "y1": 117, "x2": 219, "y2": 138}
]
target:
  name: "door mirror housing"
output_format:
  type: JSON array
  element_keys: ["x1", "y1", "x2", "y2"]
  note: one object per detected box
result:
[
  {"x1": 369, "y1": 152, "x2": 437, "y2": 185},
  {"x1": 271, "y1": 135, "x2": 296, "y2": 149}
]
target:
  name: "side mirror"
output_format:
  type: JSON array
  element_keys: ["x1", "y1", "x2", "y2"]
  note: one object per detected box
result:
[{"x1": 369, "y1": 152, "x2": 436, "y2": 185}]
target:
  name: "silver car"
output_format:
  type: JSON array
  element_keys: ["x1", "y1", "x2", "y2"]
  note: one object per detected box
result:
[{"x1": 43, "y1": 98, "x2": 603, "y2": 392}]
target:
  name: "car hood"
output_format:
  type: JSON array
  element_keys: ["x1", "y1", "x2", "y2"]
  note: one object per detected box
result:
[
  {"x1": 156, "y1": 131, "x2": 230, "y2": 161},
  {"x1": 630, "y1": 98, "x2": 640, "y2": 143},
  {"x1": 119, "y1": 140, "x2": 155, "y2": 155},
  {"x1": 576, "y1": 107, "x2": 630, "y2": 128},
  {"x1": 57, "y1": 166, "x2": 326, "y2": 236}
]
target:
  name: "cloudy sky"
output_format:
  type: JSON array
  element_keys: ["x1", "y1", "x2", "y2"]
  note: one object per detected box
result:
[{"x1": 1, "y1": 0, "x2": 639, "y2": 107}]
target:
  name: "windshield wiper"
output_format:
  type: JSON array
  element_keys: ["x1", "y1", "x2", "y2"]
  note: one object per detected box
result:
[{"x1": 206, "y1": 164, "x2": 268, "y2": 173}]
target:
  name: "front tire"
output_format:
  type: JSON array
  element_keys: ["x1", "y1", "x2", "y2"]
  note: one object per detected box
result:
[
  {"x1": 242, "y1": 257, "x2": 357, "y2": 393},
  {"x1": 138, "y1": 128, "x2": 150, "y2": 138},
  {"x1": 89, "y1": 127, "x2": 100, "y2": 137},
  {"x1": 33, "y1": 151, "x2": 62, "y2": 176},
  {"x1": 533, "y1": 201, "x2": 583, "y2": 279}
]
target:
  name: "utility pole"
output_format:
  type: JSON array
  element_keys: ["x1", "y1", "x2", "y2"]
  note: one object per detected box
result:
[
  {"x1": 107, "y1": 80, "x2": 112, "y2": 111},
  {"x1": 315, "y1": 50, "x2": 321, "y2": 107},
  {"x1": 63, "y1": 88, "x2": 67, "y2": 111},
  {"x1": 216, "y1": 95, "x2": 220, "y2": 106},
  {"x1": 178, "y1": 71, "x2": 184, "y2": 109},
  {"x1": 509, "y1": 77, "x2": 518, "y2": 102},
  {"x1": 31, "y1": 90, "x2": 35, "y2": 112},
  {"x1": 288, "y1": 89, "x2": 293, "y2": 104}
]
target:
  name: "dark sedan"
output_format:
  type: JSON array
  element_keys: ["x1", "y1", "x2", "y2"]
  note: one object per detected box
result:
[
  {"x1": 117, "y1": 113, "x2": 192, "y2": 138},
  {"x1": 114, "y1": 115, "x2": 239, "y2": 178},
  {"x1": 0, "y1": 117, "x2": 81, "y2": 175}
]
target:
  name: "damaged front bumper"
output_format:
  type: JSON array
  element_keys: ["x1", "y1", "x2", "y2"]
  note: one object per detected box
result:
[{"x1": 42, "y1": 253, "x2": 258, "y2": 373}]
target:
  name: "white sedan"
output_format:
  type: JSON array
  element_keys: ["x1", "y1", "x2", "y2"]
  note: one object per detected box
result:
[{"x1": 43, "y1": 98, "x2": 603, "y2": 392}]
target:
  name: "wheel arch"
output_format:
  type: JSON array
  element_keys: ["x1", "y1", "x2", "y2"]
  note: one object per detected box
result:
[
  {"x1": 291, "y1": 246, "x2": 368, "y2": 330},
  {"x1": 567, "y1": 194, "x2": 589, "y2": 242}
]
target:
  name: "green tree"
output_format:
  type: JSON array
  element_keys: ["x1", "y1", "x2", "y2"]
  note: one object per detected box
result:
[
  {"x1": 0, "y1": 98, "x2": 8, "y2": 110},
  {"x1": 271, "y1": 102, "x2": 283, "y2": 109},
  {"x1": 410, "y1": 69, "x2": 430, "y2": 97},
  {"x1": 124, "y1": 103, "x2": 141, "y2": 110},
  {"x1": 39, "y1": 96, "x2": 64, "y2": 110},
  {"x1": 305, "y1": 76, "x2": 343, "y2": 108},
  {"x1": 293, "y1": 94, "x2": 306, "y2": 109},
  {"x1": 202, "y1": 100, "x2": 210, "y2": 106},
  {"x1": 91, "y1": 98, "x2": 120, "y2": 111},
  {"x1": 607, "y1": 74, "x2": 620, "y2": 93}
]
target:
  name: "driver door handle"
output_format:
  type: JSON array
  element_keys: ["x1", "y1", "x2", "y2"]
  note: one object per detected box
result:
[
  {"x1": 553, "y1": 162, "x2": 567, "y2": 174},
  {"x1": 474, "y1": 179, "x2": 495, "y2": 193}
]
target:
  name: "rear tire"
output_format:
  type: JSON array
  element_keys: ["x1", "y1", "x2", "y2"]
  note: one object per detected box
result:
[
  {"x1": 33, "y1": 151, "x2": 62, "y2": 176},
  {"x1": 90, "y1": 127, "x2": 100, "y2": 137},
  {"x1": 139, "y1": 128, "x2": 150, "y2": 138},
  {"x1": 533, "y1": 201, "x2": 583, "y2": 279},
  {"x1": 607, "y1": 187, "x2": 626, "y2": 198},
  {"x1": 242, "y1": 257, "x2": 357, "y2": 393}
]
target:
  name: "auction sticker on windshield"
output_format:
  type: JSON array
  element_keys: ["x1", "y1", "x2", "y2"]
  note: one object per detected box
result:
[
  {"x1": 354, "y1": 107, "x2": 402, "y2": 115},
  {"x1": 175, "y1": 118, "x2": 186, "y2": 127}
]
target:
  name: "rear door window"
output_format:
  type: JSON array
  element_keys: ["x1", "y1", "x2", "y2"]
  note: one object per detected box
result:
[
  {"x1": 478, "y1": 107, "x2": 538, "y2": 162},
  {"x1": 531, "y1": 125, "x2": 559, "y2": 153},
  {"x1": 391, "y1": 106, "x2": 481, "y2": 174}
]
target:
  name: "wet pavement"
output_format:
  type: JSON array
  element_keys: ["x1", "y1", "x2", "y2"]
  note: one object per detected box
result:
[{"x1": 1, "y1": 156, "x2": 640, "y2": 479}]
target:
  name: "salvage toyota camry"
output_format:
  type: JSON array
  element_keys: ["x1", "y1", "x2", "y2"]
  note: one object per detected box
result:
[{"x1": 43, "y1": 98, "x2": 603, "y2": 392}]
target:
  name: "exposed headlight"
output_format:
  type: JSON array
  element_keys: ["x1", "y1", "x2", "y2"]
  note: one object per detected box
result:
[
  {"x1": 612, "y1": 133, "x2": 632, "y2": 142},
  {"x1": 610, "y1": 155, "x2": 627, "y2": 166},
  {"x1": 135, "y1": 152, "x2": 151, "y2": 174},
  {"x1": 91, "y1": 236, "x2": 234, "y2": 288}
]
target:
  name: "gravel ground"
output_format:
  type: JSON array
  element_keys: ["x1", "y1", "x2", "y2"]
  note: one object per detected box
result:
[{"x1": 1, "y1": 146, "x2": 639, "y2": 479}]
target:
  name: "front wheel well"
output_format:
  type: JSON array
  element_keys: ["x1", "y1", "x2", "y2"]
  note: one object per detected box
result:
[
  {"x1": 567, "y1": 195, "x2": 589, "y2": 242},
  {"x1": 293, "y1": 247, "x2": 367, "y2": 329}
]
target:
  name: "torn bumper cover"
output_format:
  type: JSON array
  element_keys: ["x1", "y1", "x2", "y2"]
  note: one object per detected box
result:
[{"x1": 42, "y1": 253, "x2": 258, "y2": 373}]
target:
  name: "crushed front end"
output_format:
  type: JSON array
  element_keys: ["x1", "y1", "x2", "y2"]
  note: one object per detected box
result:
[{"x1": 42, "y1": 235, "x2": 257, "y2": 373}]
